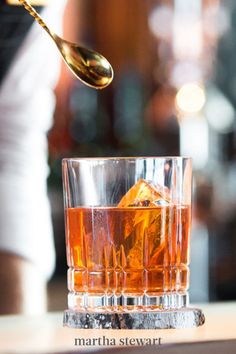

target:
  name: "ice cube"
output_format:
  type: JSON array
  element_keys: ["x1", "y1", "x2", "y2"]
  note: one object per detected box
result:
[
  {"x1": 118, "y1": 179, "x2": 169, "y2": 207},
  {"x1": 116, "y1": 179, "x2": 170, "y2": 269}
]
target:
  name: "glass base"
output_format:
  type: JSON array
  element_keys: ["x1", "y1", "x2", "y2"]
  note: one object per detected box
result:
[
  {"x1": 63, "y1": 307, "x2": 205, "y2": 329},
  {"x1": 67, "y1": 292, "x2": 189, "y2": 311}
]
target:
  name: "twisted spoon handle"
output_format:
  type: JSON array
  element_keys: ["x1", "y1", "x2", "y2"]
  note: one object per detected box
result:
[{"x1": 18, "y1": 0, "x2": 54, "y2": 37}]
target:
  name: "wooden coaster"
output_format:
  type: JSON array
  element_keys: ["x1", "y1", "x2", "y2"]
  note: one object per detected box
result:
[{"x1": 63, "y1": 308, "x2": 205, "y2": 329}]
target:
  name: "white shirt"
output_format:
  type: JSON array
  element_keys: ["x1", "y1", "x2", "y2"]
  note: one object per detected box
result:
[{"x1": 0, "y1": 0, "x2": 67, "y2": 279}]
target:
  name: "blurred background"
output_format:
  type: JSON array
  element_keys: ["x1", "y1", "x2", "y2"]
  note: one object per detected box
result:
[{"x1": 47, "y1": 0, "x2": 236, "y2": 310}]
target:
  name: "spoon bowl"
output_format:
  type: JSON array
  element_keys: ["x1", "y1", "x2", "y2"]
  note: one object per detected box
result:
[
  {"x1": 18, "y1": 0, "x2": 114, "y2": 89},
  {"x1": 55, "y1": 36, "x2": 113, "y2": 89}
]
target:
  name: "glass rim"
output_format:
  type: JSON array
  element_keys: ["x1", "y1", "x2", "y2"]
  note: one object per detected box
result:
[{"x1": 62, "y1": 156, "x2": 192, "y2": 163}]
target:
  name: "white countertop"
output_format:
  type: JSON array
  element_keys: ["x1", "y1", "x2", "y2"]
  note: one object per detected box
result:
[{"x1": 0, "y1": 302, "x2": 236, "y2": 354}]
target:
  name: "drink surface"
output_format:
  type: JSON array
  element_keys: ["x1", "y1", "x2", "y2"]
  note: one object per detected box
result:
[{"x1": 65, "y1": 205, "x2": 191, "y2": 297}]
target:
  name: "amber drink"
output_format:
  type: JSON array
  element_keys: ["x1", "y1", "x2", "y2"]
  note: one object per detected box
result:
[{"x1": 63, "y1": 157, "x2": 204, "y2": 329}]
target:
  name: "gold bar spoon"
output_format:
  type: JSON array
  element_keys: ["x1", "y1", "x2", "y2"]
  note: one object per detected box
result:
[{"x1": 18, "y1": 0, "x2": 114, "y2": 89}]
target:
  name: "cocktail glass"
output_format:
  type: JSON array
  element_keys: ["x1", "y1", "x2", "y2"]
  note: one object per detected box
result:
[{"x1": 62, "y1": 157, "x2": 205, "y2": 329}]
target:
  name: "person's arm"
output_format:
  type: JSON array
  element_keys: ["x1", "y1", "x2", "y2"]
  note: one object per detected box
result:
[
  {"x1": 0, "y1": 0, "x2": 67, "y2": 315},
  {"x1": 0, "y1": 252, "x2": 47, "y2": 314}
]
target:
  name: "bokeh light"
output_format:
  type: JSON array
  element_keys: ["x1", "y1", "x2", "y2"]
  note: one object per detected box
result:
[{"x1": 176, "y1": 83, "x2": 206, "y2": 114}]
